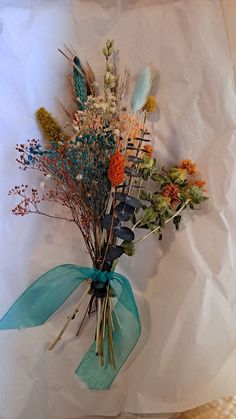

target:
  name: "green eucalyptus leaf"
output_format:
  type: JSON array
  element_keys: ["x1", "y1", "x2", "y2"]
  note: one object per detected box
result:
[
  {"x1": 115, "y1": 192, "x2": 142, "y2": 209},
  {"x1": 120, "y1": 241, "x2": 135, "y2": 257},
  {"x1": 105, "y1": 246, "x2": 124, "y2": 262},
  {"x1": 115, "y1": 192, "x2": 127, "y2": 201},
  {"x1": 115, "y1": 202, "x2": 134, "y2": 221},
  {"x1": 114, "y1": 226, "x2": 135, "y2": 241},
  {"x1": 102, "y1": 214, "x2": 120, "y2": 230},
  {"x1": 126, "y1": 196, "x2": 142, "y2": 209}
]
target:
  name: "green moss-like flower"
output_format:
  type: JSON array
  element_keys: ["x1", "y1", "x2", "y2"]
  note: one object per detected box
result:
[
  {"x1": 168, "y1": 167, "x2": 187, "y2": 184},
  {"x1": 188, "y1": 185, "x2": 204, "y2": 204}
]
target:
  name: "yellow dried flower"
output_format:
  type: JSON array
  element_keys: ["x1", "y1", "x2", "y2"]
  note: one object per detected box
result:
[
  {"x1": 143, "y1": 95, "x2": 157, "y2": 113},
  {"x1": 35, "y1": 107, "x2": 62, "y2": 143}
]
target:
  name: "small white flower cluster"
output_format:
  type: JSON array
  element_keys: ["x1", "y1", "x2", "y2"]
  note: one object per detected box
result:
[
  {"x1": 89, "y1": 95, "x2": 117, "y2": 114},
  {"x1": 72, "y1": 94, "x2": 119, "y2": 134}
]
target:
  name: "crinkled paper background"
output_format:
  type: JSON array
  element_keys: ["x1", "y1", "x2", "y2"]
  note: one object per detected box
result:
[{"x1": 1, "y1": 0, "x2": 236, "y2": 418}]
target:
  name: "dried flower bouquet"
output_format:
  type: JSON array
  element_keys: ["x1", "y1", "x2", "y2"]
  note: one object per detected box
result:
[{"x1": 1, "y1": 40, "x2": 207, "y2": 389}]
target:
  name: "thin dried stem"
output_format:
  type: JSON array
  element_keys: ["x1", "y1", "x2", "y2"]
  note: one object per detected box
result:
[
  {"x1": 48, "y1": 284, "x2": 91, "y2": 350},
  {"x1": 100, "y1": 197, "x2": 116, "y2": 269},
  {"x1": 102, "y1": 288, "x2": 109, "y2": 338},
  {"x1": 58, "y1": 48, "x2": 83, "y2": 76},
  {"x1": 29, "y1": 209, "x2": 74, "y2": 222},
  {"x1": 95, "y1": 298, "x2": 102, "y2": 354},
  {"x1": 63, "y1": 44, "x2": 75, "y2": 59},
  {"x1": 75, "y1": 296, "x2": 92, "y2": 336},
  {"x1": 107, "y1": 297, "x2": 116, "y2": 368}
]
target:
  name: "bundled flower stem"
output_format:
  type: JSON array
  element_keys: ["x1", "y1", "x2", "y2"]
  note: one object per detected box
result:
[{"x1": 48, "y1": 283, "x2": 91, "y2": 350}]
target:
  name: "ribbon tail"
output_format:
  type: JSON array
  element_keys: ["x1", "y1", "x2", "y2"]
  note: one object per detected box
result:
[
  {"x1": 0, "y1": 264, "x2": 91, "y2": 330},
  {"x1": 76, "y1": 273, "x2": 141, "y2": 389}
]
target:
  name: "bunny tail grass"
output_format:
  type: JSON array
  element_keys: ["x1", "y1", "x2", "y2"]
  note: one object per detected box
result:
[{"x1": 131, "y1": 67, "x2": 152, "y2": 112}]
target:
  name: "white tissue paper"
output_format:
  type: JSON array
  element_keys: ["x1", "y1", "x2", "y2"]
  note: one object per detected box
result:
[{"x1": 1, "y1": 0, "x2": 236, "y2": 418}]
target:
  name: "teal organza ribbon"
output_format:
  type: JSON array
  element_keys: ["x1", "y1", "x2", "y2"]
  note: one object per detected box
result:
[{"x1": 0, "y1": 264, "x2": 141, "y2": 389}]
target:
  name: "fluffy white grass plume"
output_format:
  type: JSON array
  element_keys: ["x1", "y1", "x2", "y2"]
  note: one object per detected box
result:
[{"x1": 131, "y1": 67, "x2": 152, "y2": 112}]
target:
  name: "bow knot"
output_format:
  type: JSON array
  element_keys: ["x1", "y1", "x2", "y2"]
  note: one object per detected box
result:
[{"x1": 91, "y1": 269, "x2": 111, "y2": 284}]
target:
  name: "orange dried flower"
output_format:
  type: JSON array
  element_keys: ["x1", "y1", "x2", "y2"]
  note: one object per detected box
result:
[
  {"x1": 143, "y1": 144, "x2": 154, "y2": 155},
  {"x1": 108, "y1": 151, "x2": 125, "y2": 187},
  {"x1": 180, "y1": 159, "x2": 197, "y2": 176},
  {"x1": 190, "y1": 179, "x2": 206, "y2": 189},
  {"x1": 162, "y1": 183, "x2": 180, "y2": 197},
  {"x1": 162, "y1": 183, "x2": 180, "y2": 209}
]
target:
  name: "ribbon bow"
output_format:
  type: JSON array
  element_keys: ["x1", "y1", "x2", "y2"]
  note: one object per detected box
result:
[
  {"x1": 0, "y1": 264, "x2": 141, "y2": 389},
  {"x1": 91, "y1": 269, "x2": 113, "y2": 284}
]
